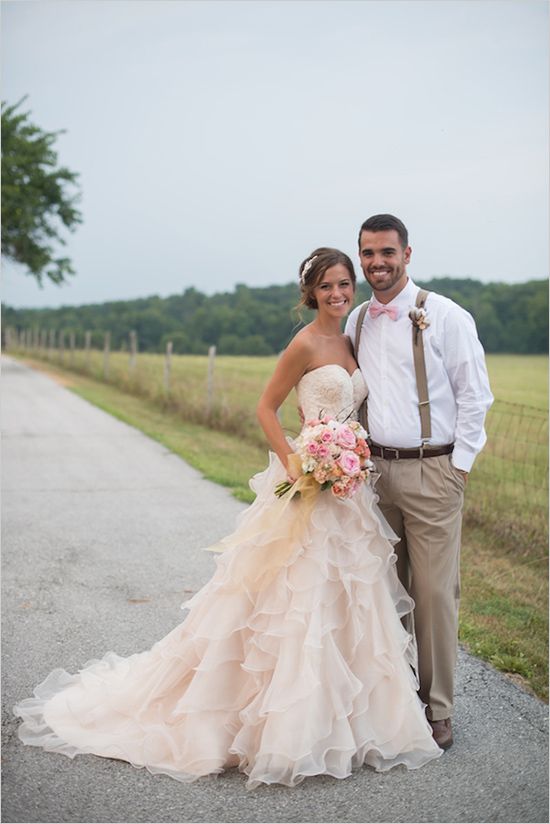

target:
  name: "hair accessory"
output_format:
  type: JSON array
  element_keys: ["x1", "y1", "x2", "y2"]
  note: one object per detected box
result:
[{"x1": 300, "y1": 255, "x2": 318, "y2": 284}]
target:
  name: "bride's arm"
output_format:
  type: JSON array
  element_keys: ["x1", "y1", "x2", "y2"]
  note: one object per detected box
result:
[{"x1": 256, "y1": 336, "x2": 311, "y2": 480}]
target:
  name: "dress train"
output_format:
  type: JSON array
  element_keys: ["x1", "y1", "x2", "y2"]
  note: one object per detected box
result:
[{"x1": 14, "y1": 451, "x2": 442, "y2": 789}]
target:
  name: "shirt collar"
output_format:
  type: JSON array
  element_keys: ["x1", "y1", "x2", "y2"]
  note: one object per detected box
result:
[{"x1": 370, "y1": 277, "x2": 418, "y2": 309}]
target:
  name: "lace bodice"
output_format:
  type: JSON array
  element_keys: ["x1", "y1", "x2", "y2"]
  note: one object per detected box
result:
[{"x1": 296, "y1": 365, "x2": 367, "y2": 423}]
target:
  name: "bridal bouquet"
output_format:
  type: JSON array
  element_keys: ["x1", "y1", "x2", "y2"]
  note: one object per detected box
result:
[{"x1": 275, "y1": 416, "x2": 375, "y2": 500}]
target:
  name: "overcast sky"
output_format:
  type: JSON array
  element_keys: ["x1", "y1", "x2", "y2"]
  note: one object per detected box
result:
[{"x1": 2, "y1": 0, "x2": 548, "y2": 309}]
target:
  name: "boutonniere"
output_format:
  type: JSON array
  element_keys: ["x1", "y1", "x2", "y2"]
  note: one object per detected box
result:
[{"x1": 408, "y1": 307, "x2": 430, "y2": 343}]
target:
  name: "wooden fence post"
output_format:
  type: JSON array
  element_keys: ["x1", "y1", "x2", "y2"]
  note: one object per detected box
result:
[
  {"x1": 129, "y1": 330, "x2": 137, "y2": 375},
  {"x1": 103, "y1": 332, "x2": 111, "y2": 380},
  {"x1": 164, "y1": 341, "x2": 173, "y2": 394},
  {"x1": 48, "y1": 329, "x2": 56, "y2": 360},
  {"x1": 84, "y1": 331, "x2": 92, "y2": 371},
  {"x1": 206, "y1": 345, "x2": 216, "y2": 415},
  {"x1": 69, "y1": 331, "x2": 76, "y2": 367},
  {"x1": 59, "y1": 330, "x2": 65, "y2": 364},
  {"x1": 40, "y1": 329, "x2": 47, "y2": 354}
]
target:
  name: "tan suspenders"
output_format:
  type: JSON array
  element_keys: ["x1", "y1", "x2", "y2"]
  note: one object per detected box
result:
[
  {"x1": 353, "y1": 289, "x2": 431, "y2": 442},
  {"x1": 412, "y1": 289, "x2": 431, "y2": 443},
  {"x1": 354, "y1": 303, "x2": 370, "y2": 433}
]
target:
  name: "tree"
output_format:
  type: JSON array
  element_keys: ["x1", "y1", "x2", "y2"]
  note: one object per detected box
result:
[
  {"x1": 2, "y1": 277, "x2": 548, "y2": 355},
  {"x1": 1, "y1": 97, "x2": 82, "y2": 286}
]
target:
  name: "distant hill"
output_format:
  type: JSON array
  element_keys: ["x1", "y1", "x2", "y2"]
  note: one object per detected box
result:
[{"x1": 2, "y1": 278, "x2": 548, "y2": 355}]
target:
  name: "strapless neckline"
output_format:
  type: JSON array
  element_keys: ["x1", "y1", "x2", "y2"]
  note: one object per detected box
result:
[
  {"x1": 302, "y1": 364, "x2": 361, "y2": 380},
  {"x1": 296, "y1": 365, "x2": 367, "y2": 423}
]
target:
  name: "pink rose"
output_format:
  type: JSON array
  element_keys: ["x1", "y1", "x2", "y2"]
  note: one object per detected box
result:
[
  {"x1": 317, "y1": 444, "x2": 330, "y2": 459},
  {"x1": 338, "y1": 451, "x2": 361, "y2": 476},
  {"x1": 335, "y1": 425, "x2": 356, "y2": 449},
  {"x1": 321, "y1": 430, "x2": 334, "y2": 443},
  {"x1": 307, "y1": 442, "x2": 319, "y2": 455},
  {"x1": 356, "y1": 438, "x2": 370, "y2": 457}
]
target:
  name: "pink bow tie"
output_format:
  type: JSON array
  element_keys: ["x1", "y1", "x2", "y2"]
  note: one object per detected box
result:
[{"x1": 368, "y1": 303, "x2": 399, "y2": 321}]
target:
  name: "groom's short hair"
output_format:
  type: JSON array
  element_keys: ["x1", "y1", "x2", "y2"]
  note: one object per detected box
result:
[{"x1": 358, "y1": 214, "x2": 409, "y2": 249}]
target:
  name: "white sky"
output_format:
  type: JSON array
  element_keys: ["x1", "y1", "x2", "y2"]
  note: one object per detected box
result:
[{"x1": 1, "y1": 0, "x2": 548, "y2": 309}]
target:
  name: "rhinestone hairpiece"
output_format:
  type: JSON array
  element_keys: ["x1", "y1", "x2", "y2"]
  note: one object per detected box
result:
[{"x1": 300, "y1": 255, "x2": 318, "y2": 284}]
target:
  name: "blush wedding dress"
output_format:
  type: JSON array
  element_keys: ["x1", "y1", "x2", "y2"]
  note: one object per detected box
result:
[{"x1": 14, "y1": 365, "x2": 442, "y2": 789}]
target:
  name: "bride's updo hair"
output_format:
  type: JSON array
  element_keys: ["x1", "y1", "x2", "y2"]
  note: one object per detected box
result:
[{"x1": 298, "y1": 247, "x2": 356, "y2": 310}]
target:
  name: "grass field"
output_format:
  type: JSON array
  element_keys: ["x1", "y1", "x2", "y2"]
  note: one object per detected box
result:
[
  {"x1": 484, "y1": 355, "x2": 548, "y2": 408},
  {"x1": 9, "y1": 348, "x2": 549, "y2": 700},
  {"x1": 463, "y1": 355, "x2": 547, "y2": 546}
]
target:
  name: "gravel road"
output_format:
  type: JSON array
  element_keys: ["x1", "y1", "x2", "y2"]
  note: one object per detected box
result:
[{"x1": 1, "y1": 356, "x2": 548, "y2": 824}]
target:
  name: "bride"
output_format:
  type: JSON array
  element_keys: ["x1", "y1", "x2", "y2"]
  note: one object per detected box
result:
[{"x1": 14, "y1": 247, "x2": 442, "y2": 789}]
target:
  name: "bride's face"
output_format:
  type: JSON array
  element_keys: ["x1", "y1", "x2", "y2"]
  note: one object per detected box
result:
[{"x1": 313, "y1": 264, "x2": 355, "y2": 318}]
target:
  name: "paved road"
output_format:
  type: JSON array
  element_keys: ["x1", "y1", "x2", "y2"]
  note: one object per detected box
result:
[{"x1": 1, "y1": 357, "x2": 548, "y2": 824}]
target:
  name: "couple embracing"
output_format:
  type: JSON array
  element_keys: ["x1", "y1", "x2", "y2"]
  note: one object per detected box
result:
[{"x1": 15, "y1": 214, "x2": 493, "y2": 789}]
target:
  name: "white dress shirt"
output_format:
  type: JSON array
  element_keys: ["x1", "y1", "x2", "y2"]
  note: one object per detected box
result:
[{"x1": 345, "y1": 278, "x2": 494, "y2": 472}]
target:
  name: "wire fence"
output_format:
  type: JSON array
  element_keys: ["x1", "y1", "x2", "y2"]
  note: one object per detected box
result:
[
  {"x1": 479, "y1": 400, "x2": 548, "y2": 487},
  {"x1": 4, "y1": 326, "x2": 548, "y2": 553},
  {"x1": 464, "y1": 399, "x2": 547, "y2": 555}
]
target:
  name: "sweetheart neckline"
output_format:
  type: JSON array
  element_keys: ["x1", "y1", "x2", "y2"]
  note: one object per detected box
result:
[{"x1": 301, "y1": 364, "x2": 361, "y2": 381}]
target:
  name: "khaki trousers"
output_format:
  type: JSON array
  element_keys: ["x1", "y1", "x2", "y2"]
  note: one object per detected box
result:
[{"x1": 374, "y1": 454, "x2": 464, "y2": 721}]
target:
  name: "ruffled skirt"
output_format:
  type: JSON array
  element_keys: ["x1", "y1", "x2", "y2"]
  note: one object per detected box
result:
[{"x1": 14, "y1": 453, "x2": 442, "y2": 788}]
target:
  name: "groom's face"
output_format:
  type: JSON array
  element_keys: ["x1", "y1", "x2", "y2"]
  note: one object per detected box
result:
[{"x1": 358, "y1": 229, "x2": 411, "y2": 297}]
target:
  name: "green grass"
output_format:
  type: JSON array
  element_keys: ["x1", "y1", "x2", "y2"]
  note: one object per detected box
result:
[
  {"x1": 459, "y1": 524, "x2": 548, "y2": 699},
  {"x1": 11, "y1": 349, "x2": 549, "y2": 701},
  {"x1": 49, "y1": 348, "x2": 303, "y2": 448},
  {"x1": 466, "y1": 357, "x2": 547, "y2": 558},
  {"x1": 485, "y1": 354, "x2": 548, "y2": 409},
  {"x1": 59, "y1": 373, "x2": 267, "y2": 503}
]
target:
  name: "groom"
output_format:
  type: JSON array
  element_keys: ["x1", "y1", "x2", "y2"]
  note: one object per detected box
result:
[{"x1": 345, "y1": 214, "x2": 493, "y2": 750}]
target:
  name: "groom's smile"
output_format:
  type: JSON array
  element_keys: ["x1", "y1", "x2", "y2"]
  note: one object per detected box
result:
[{"x1": 358, "y1": 228, "x2": 411, "y2": 301}]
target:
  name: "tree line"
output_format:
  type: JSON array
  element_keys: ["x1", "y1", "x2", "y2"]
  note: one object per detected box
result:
[{"x1": 2, "y1": 277, "x2": 547, "y2": 355}]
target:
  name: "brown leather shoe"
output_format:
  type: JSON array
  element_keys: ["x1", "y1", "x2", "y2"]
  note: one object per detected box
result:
[{"x1": 429, "y1": 718, "x2": 453, "y2": 750}]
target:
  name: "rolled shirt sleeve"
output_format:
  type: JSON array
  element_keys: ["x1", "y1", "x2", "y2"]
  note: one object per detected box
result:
[{"x1": 440, "y1": 305, "x2": 494, "y2": 472}]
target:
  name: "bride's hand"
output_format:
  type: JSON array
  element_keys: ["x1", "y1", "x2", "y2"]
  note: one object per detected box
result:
[{"x1": 285, "y1": 453, "x2": 303, "y2": 483}]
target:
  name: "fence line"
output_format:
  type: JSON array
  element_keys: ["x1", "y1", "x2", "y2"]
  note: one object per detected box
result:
[
  {"x1": 4, "y1": 325, "x2": 548, "y2": 505},
  {"x1": 163, "y1": 341, "x2": 173, "y2": 394},
  {"x1": 206, "y1": 345, "x2": 216, "y2": 415},
  {"x1": 103, "y1": 332, "x2": 111, "y2": 379},
  {"x1": 129, "y1": 330, "x2": 137, "y2": 375},
  {"x1": 478, "y1": 399, "x2": 548, "y2": 491},
  {"x1": 85, "y1": 331, "x2": 92, "y2": 370}
]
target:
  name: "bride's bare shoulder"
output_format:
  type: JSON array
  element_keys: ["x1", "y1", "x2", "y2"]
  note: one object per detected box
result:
[{"x1": 287, "y1": 324, "x2": 316, "y2": 356}]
